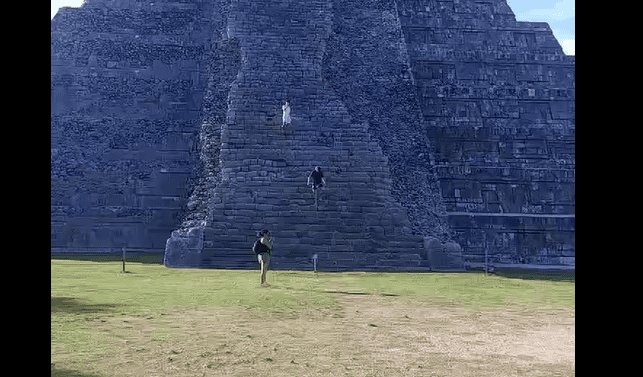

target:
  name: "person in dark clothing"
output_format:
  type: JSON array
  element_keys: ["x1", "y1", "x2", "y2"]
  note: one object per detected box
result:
[
  {"x1": 307, "y1": 166, "x2": 326, "y2": 205},
  {"x1": 307, "y1": 166, "x2": 326, "y2": 207},
  {"x1": 253, "y1": 229, "x2": 273, "y2": 287},
  {"x1": 307, "y1": 166, "x2": 325, "y2": 191}
]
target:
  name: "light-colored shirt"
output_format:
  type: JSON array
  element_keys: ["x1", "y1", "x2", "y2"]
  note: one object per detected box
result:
[{"x1": 282, "y1": 104, "x2": 291, "y2": 123}]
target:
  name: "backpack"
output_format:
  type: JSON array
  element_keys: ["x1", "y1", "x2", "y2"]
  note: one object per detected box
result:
[{"x1": 253, "y1": 239, "x2": 269, "y2": 254}]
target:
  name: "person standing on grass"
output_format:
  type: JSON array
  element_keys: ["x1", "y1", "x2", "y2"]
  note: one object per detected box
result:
[{"x1": 253, "y1": 229, "x2": 273, "y2": 287}]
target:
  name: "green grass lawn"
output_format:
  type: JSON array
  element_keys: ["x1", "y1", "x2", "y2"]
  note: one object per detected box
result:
[{"x1": 51, "y1": 258, "x2": 575, "y2": 377}]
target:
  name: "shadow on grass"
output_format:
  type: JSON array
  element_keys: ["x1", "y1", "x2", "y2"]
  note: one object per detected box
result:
[
  {"x1": 51, "y1": 296, "x2": 119, "y2": 314},
  {"x1": 322, "y1": 290, "x2": 370, "y2": 295},
  {"x1": 280, "y1": 286, "x2": 398, "y2": 297},
  {"x1": 323, "y1": 290, "x2": 399, "y2": 297},
  {"x1": 51, "y1": 366, "x2": 101, "y2": 377},
  {"x1": 51, "y1": 253, "x2": 163, "y2": 264},
  {"x1": 491, "y1": 268, "x2": 575, "y2": 282}
]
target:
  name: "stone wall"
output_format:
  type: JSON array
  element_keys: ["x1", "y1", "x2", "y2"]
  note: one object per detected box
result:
[
  {"x1": 51, "y1": 0, "x2": 574, "y2": 267},
  {"x1": 51, "y1": 0, "x2": 235, "y2": 251},
  {"x1": 396, "y1": 0, "x2": 575, "y2": 264},
  {"x1": 323, "y1": 0, "x2": 452, "y2": 241}
]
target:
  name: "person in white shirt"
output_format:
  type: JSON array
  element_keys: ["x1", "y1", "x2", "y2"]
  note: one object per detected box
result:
[{"x1": 282, "y1": 100, "x2": 292, "y2": 128}]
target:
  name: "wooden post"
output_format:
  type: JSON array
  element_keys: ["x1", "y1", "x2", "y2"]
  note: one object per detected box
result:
[{"x1": 122, "y1": 247, "x2": 126, "y2": 273}]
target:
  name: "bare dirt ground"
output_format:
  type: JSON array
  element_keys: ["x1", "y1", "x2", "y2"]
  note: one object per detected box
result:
[{"x1": 64, "y1": 293, "x2": 574, "y2": 377}]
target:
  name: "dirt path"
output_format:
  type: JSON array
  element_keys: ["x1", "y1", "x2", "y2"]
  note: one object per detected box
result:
[{"x1": 70, "y1": 292, "x2": 573, "y2": 376}]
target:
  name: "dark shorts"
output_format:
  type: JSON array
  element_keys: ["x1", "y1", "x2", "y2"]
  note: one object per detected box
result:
[
  {"x1": 257, "y1": 252, "x2": 271, "y2": 270},
  {"x1": 312, "y1": 182, "x2": 324, "y2": 189}
]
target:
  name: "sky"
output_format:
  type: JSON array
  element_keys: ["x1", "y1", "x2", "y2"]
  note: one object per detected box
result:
[
  {"x1": 51, "y1": 0, "x2": 574, "y2": 55},
  {"x1": 506, "y1": 0, "x2": 575, "y2": 55}
]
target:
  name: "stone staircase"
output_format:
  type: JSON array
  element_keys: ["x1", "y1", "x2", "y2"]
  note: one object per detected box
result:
[{"x1": 164, "y1": 0, "x2": 453, "y2": 271}]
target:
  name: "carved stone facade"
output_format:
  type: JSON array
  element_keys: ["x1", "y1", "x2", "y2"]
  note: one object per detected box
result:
[
  {"x1": 396, "y1": 0, "x2": 575, "y2": 264},
  {"x1": 51, "y1": 0, "x2": 574, "y2": 269}
]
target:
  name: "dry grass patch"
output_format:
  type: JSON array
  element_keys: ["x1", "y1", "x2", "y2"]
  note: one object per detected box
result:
[
  {"x1": 52, "y1": 261, "x2": 574, "y2": 376},
  {"x1": 55, "y1": 295, "x2": 573, "y2": 377}
]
